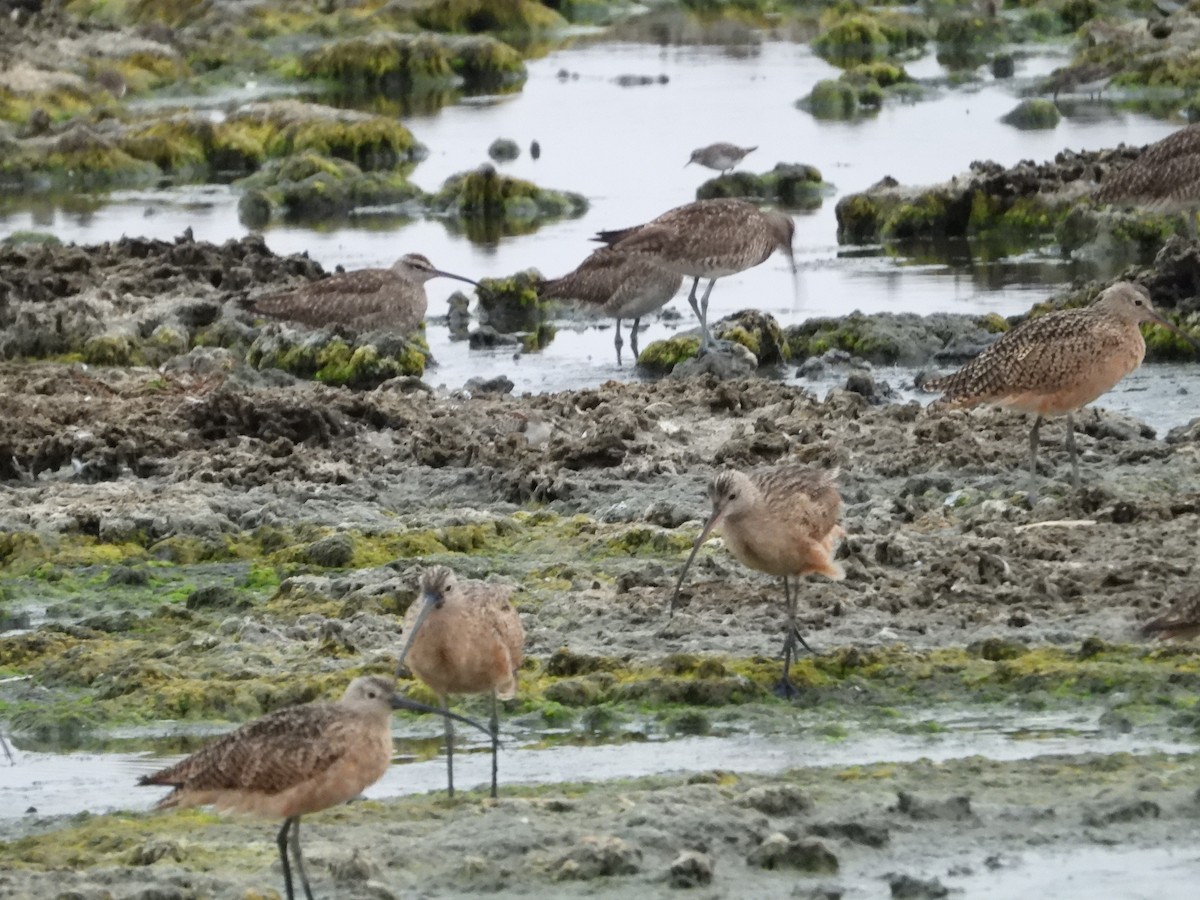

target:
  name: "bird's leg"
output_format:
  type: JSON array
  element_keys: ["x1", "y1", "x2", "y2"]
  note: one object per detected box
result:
[
  {"x1": 773, "y1": 577, "x2": 800, "y2": 700},
  {"x1": 698, "y1": 278, "x2": 717, "y2": 351},
  {"x1": 0, "y1": 733, "x2": 13, "y2": 765},
  {"x1": 613, "y1": 318, "x2": 624, "y2": 366},
  {"x1": 442, "y1": 696, "x2": 455, "y2": 798},
  {"x1": 288, "y1": 817, "x2": 316, "y2": 900},
  {"x1": 277, "y1": 817, "x2": 297, "y2": 900},
  {"x1": 685, "y1": 276, "x2": 706, "y2": 351},
  {"x1": 490, "y1": 692, "x2": 500, "y2": 800},
  {"x1": 1026, "y1": 415, "x2": 1043, "y2": 504},
  {"x1": 1064, "y1": 411, "x2": 1080, "y2": 492},
  {"x1": 630, "y1": 317, "x2": 641, "y2": 363}
]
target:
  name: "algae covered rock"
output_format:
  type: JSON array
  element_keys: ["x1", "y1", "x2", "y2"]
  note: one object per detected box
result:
[
  {"x1": 1000, "y1": 98, "x2": 1061, "y2": 130},
  {"x1": 801, "y1": 79, "x2": 860, "y2": 120},
  {"x1": 2, "y1": 123, "x2": 159, "y2": 190},
  {"x1": 488, "y1": 137, "x2": 520, "y2": 161},
  {"x1": 713, "y1": 309, "x2": 790, "y2": 365},
  {"x1": 430, "y1": 164, "x2": 587, "y2": 241},
  {"x1": 476, "y1": 268, "x2": 551, "y2": 334},
  {"x1": 247, "y1": 325, "x2": 430, "y2": 386},
  {"x1": 696, "y1": 163, "x2": 829, "y2": 210},
  {"x1": 413, "y1": 0, "x2": 566, "y2": 34}
]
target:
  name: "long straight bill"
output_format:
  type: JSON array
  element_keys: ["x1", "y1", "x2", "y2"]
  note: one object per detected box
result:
[{"x1": 395, "y1": 594, "x2": 436, "y2": 675}]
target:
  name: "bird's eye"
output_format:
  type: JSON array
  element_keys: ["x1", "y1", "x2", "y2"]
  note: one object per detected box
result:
[
  {"x1": 1135, "y1": 298, "x2": 1144, "y2": 306},
  {"x1": 728, "y1": 492, "x2": 738, "y2": 501}
]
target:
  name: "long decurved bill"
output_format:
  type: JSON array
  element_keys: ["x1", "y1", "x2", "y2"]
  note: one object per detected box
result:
[
  {"x1": 1146, "y1": 311, "x2": 1200, "y2": 353},
  {"x1": 669, "y1": 511, "x2": 722, "y2": 617},
  {"x1": 434, "y1": 270, "x2": 480, "y2": 288},
  {"x1": 391, "y1": 694, "x2": 493, "y2": 738},
  {"x1": 395, "y1": 592, "x2": 437, "y2": 675}
]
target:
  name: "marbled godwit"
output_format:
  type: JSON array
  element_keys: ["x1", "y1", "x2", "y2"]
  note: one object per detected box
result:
[
  {"x1": 687, "y1": 143, "x2": 757, "y2": 175},
  {"x1": 1095, "y1": 123, "x2": 1200, "y2": 205},
  {"x1": 1142, "y1": 597, "x2": 1200, "y2": 641},
  {"x1": 594, "y1": 198, "x2": 796, "y2": 352},
  {"x1": 138, "y1": 675, "x2": 486, "y2": 900},
  {"x1": 396, "y1": 565, "x2": 525, "y2": 799},
  {"x1": 671, "y1": 465, "x2": 845, "y2": 697},
  {"x1": 247, "y1": 254, "x2": 478, "y2": 332},
  {"x1": 540, "y1": 247, "x2": 683, "y2": 365},
  {"x1": 923, "y1": 282, "x2": 1200, "y2": 491}
]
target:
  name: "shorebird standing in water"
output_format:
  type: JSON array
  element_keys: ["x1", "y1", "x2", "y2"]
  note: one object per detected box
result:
[
  {"x1": 594, "y1": 198, "x2": 796, "y2": 352},
  {"x1": 923, "y1": 282, "x2": 1200, "y2": 492},
  {"x1": 671, "y1": 464, "x2": 845, "y2": 698},
  {"x1": 687, "y1": 142, "x2": 757, "y2": 175},
  {"x1": 247, "y1": 253, "x2": 478, "y2": 332},
  {"x1": 396, "y1": 565, "x2": 525, "y2": 799},
  {"x1": 138, "y1": 676, "x2": 488, "y2": 900},
  {"x1": 540, "y1": 247, "x2": 683, "y2": 365}
]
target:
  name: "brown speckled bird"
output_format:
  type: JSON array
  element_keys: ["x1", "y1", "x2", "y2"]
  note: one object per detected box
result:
[
  {"x1": 923, "y1": 282, "x2": 1200, "y2": 490},
  {"x1": 686, "y1": 142, "x2": 757, "y2": 175},
  {"x1": 138, "y1": 676, "x2": 486, "y2": 900},
  {"x1": 249, "y1": 253, "x2": 478, "y2": 332},
  {"x1": 540, "y1": 248, "x2": 683, "y2": 365},
  {"x1": 1142, "y1": 597, "x2": 1200, "y2": 641},
  {"x1": 396, "y1": 565, "x2": 525, "y2": 799},
  {"x1": 594, "y1": 198, "x2": 796, "y2": 352},
  {"x1": 1095, "y1": 123, "x2": 1200, "y2": 206},
  {"x1": 672, "y1": 464, "x2": 845, "y2": 698}
]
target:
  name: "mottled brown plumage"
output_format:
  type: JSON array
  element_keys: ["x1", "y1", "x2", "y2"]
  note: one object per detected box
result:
[
  {"x1": 540, "y1": 248, "x2": 683, "y2": 364},
  {"x1": 139, "y1": 675, "x2": 485, "y2": 900},
  {"x1": 249, "y1": 253, "x2": 477, "y2": 332},
  {"x1": 1142, "y1": 597, "x2": 1200, "y2": 641},
  {"x1": 1095, "y1": 124, "x2": 1200, "y2": 205},
  {"x1": 397, "y1": 565, "x2": 525, "y2": 798},
  {"x1": 687, "y1": 142, "x2": 757, "y2": 175},
  {"x1": 1041, "y1": 62, "x2": 1117, "y2": 100},
  {"x1": 924, "y1": 282, "x2": 1199, "y2": 489},
  {"x1": 671, "y1": 464, "x2": 844, "y2": 697},
  {"x1": 594, "y1": 198, "x2": 795, "y2": 350}
]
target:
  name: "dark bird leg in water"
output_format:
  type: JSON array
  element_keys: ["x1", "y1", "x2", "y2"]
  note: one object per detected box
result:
[
  {"x1": 289, "y1": 818, "x2": 316, "y2": 900},
  {"x1": 774, "y1": 576, "x2": 816, "y2": 699},
  {"x1": 490, "y1": 693, "x2": 500, "y2": 800},
  {"x1": 629, "y1": 317, "x2": 641, "y2": 363},
  {"x1": 442, "y1": 696, "x2": 455, "y2": 798}
]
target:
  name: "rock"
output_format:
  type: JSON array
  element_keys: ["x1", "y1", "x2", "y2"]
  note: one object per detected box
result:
[
  {"x1": 124, "y1": 840, "x2": 182, "y2": 866},
  {"x1": 447, "y1": 290, "x2": 472, "y2": 338},
  {"x1": 746, "y1": 833, "x2": 839, "y2": 873},
  {"x1": 488, "y1": 138, "x2": 520, "y2": 161},
  {"x1": 671, "y1": 342, "x2": 757, "y2": 379},
  {"x1": 738, "y1": 784, "x2": 812, "y2": 816},
  {"x1": 669, "y1": 850, "x2": 714, "y2": 888},
  {"x1": 329, "y1": 849, "x2": 381, "y2": 883},
  {"x1": 305, "y1": 533, "x2": 355, "y2": 568},
  {"x1": 844, "y1": 371, "x2": 897, "y2": 405},
  {"x1": 991, "y1": 53, "x2": 1015, "y2": 78},
  {"x1": 894, "y1": 791, "x2": 974, "y2": 822},
  {"x1": 1000, "y1": 98, "x2": 1061, "y2": 130},
  {"x1": 808, "y1": 821, "x2": 890, "y2": 848},
  {"x1": 185, "y1": 585, "x2": 248, "y2": 611},
  {"x1": 468, "y1": 326, "x2": 522, "y2": 348},
  {"x1": 463, "y1": 375, "x2": 515, "y2": 395},
  {"x1": 1166, "y1": 416, "x2": 1200, "y2": 444},
  {"x1": 797, "y1": 357, "x2": 826, "y2": 378},
  {"x1": 889, "y1": 873, "x2": 949, "y2": 898},
  {"x1": 106, "y1": 566, "x2": 149, "y2": 587},
  {"x1": 804, "y1": 79, "x2": 859, "y2": 120},
  {"x1": 697, "y1": 163, "x2": 829, "y2": 210},
  {"x1": 431, "y1": 165, "x2": 587, "y2": 242},
  {"x1": 1083, "y1": 798, "x2": 1161, "y2": 827},
  {"x1": 553, "y1": 835, "x2": 641, "y2": 880},
  {"x1": 476, "y1": 269, "x2": 548, "y2": 333},
  {"x1": 530, "y1": 140, "x2": 541, "y2": 159},
  {"x1": 712, "y1": 310, "x2": 789, "y2": 364}
]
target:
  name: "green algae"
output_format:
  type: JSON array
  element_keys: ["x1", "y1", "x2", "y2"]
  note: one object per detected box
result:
[
  {"x1": 432, "y1": 167, "x2": 588, "y2": 239},
  {"x1": 1000, "y1": 98, "x2": 1061, "y2": 130},
  {"x1": 413, "y1": 0, "x2": 565, "y2": 34},
  {"x1": 636, "y1": 335, "x2": 702, "y2": 373},
  {"x1": 696, "y1": 163, "x2": 827, "y2": 210},
  {"x1": 804, "y1": 78, "x2": 860, "y2": 119}
]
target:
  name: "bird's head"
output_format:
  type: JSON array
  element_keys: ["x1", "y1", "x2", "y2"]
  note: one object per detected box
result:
[{"x1": 1098, "y1": 282, "x2": 1200, "y2": 351}]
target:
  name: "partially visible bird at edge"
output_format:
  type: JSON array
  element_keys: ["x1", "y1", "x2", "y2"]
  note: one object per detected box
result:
[
  {"x1": 671, "y1": 464, "x2": 845, "y2": 699},
  {"x1": 540, "y1": 247, "x2": 683, "y2": 366},
  {"x1": 246, "y1": 253, "x2": 478, "y2": 332},
  {"x1": 1142, "y1": 597, "x2": 1200, "y2": 641},
  {"x1": 593, "y1": 198, "x2": 796, "y2": 353},
  {"x1": 395, "y1": 565, "x2": 525, "y2": 799},
  {"x1": 922, "y1": 281, "x2": 1200, "y2": 493},
  {"x1": 138, "y1": 675, "x2": 489, "y2": 900}
]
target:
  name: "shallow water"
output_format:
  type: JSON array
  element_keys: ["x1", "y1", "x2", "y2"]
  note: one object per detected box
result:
[
  {"x1": 1, "y1": 706, "x2": 1192, "y2": 824},
  {"x1": 0, "y1": 40, "x2": 1191, "y2": 415}
]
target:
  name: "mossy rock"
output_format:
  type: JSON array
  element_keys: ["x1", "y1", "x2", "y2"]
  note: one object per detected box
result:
[
  {"x1": 235, "y1": 151, "x2": 426, "y2": 223},
  {"x1": 696, "y1": 163, "x2": 828, "y2": 211},
  {"x1": 476, "y1": 269, "x2": 550, "y2": 334},
  {"x1": 414, "y1": 0, "x2": 566, "y2": 33},
  {"x1": 430, "y1": 165, "x2": 587, "y2": 239},
  {"x1": 2, "y1": 125, "x2": 160, "y2": 190},
  {"x1": 119, "y1": 115, "x2": 215, "y2": 174},
  {"x1": 713, "y1": 310, "x2": 790, "y2": 364},
  {"x1": 247, "y1": 328, "x2": 429, "y2": 386},
  {"x1": 445, "y1": 35, "x2": 528, "y2": 90},
  {"x1": 812, "y1": 14, "x2": 890, "y2": 66},
  {"x1": 1, "y1": 230, "x2": 61, "y2": 246},
  {"x1": 845, "y1": 61, "x2": 909, "y2": 89},
  {"x1": 1000, "y1": 98, "x2": 1061, "y2": 131},
  {"x1": 837, "y1": 183, "x2": 974, "y2": 243},
  {"x1": 802, "y1": 79, "x2": 860, "y2": 120},
  {"x1": 636, "y1": 335, "x2": 702, "y2": 374}
]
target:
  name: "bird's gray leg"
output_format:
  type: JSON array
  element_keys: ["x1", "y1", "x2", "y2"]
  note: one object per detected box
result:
[
  {"x1": 685, "y1": 276, "x2": 705, "y2": 350},
  {"x1": 1065, "y1": 411, "x2": 1080, "y2": 491},
  {"x1": 773, "y1": 577, "x2": 800, "y2": 699},
  {"x1": 490, "y1": 692, "x2": 500, "y2": 800},
  {"x1": 698, "y1": 278, "x2": 717, "y2": 351},
  {"x1": 613, "y1": 317, "x2": 624, "y2": 366},
  {"x1": 1026, "y1": 415, "x2": 1043, "y2": 503},
  {"x1": 1, "y1": 734, "x2": 13, "y2": 765},
  {"x1": 277, "y1": 817, "x2": 297, "y2": 900},
  {"x1": 288, "y1": 817, "x2": 316, "y2": 900},
  {"x1": 630, "y1": 317, "x2": 641, "y2": 363},
  {"x1": 442, "y1": 696, "x2": 455, "y2": 798}
]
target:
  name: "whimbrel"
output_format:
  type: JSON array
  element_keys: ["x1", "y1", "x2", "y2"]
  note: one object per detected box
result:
[
  {"x1": 923, "y1": 282, "x2": 1200, "y2": 491},
  {"x1": 594, "y1": 198, "x2": 795, "y2": 351},
  {"x1": 396, "y1": 565, "x2": 525, "y2": 799},
  {"x1": 687, "y1": 143, "x2": 757, "y2": 175},
  {"x1": 671, "y1": 464, "x2": 845, "y2": 697},
  {"x1": 540, "y1": 247, "x2": 684, "y2": 365},
  {"x1": 1095, "y1": 123, "x2": 1200, "y2": 206},
  {"x1": 1142, "y1": 597, "x2": 1200, "y2": 641},
  {"x1": 247, "y1": 254, "x2": 478, "y2": 332},
  {"x1": 138, "y1": 675, "x2": 487, "y2": 900}
]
